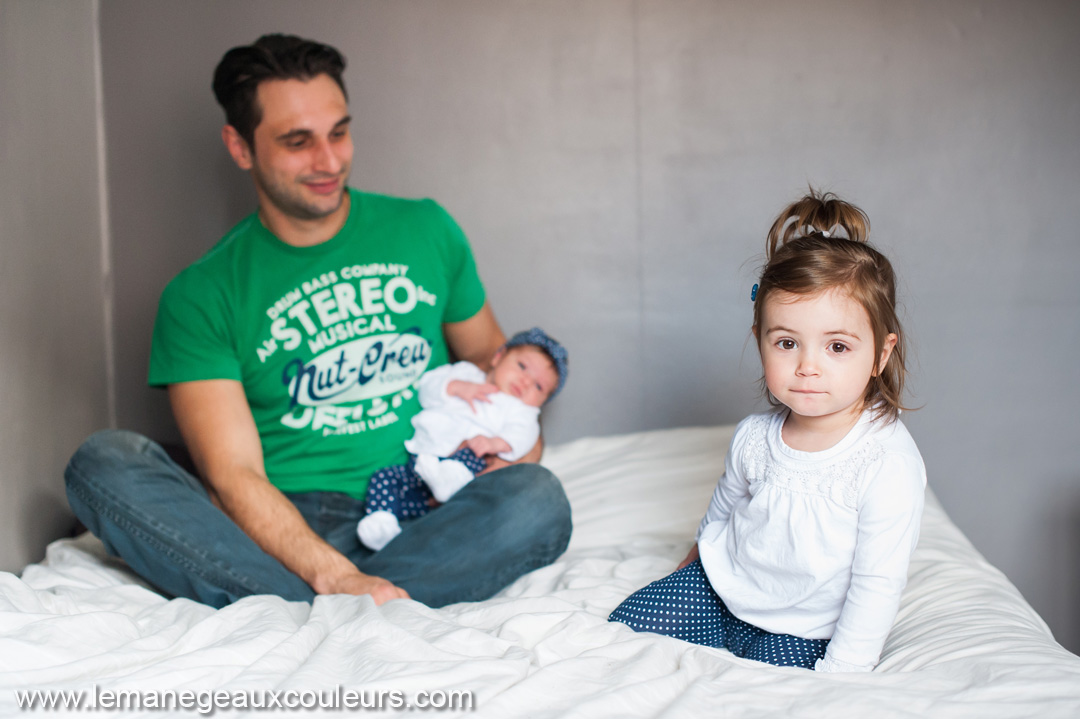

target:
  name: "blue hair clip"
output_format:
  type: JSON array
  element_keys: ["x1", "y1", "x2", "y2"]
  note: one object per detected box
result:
[{"x1": 750, "y1": 283, "x2": 759, "y2": 302}]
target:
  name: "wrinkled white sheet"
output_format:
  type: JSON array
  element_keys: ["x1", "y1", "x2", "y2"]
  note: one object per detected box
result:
[{"x1": 2, "y1": 426, "x2": 1079, "y2": 717}]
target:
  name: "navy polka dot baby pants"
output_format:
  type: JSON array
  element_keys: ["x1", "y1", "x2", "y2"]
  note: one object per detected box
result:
[{"x1": 364, "y1": 448, "x2": 487, "y2": 520}]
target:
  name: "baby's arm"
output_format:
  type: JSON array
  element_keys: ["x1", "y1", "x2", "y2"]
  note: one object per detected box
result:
[
  {"x1": 816, "y1": 453, "x2": 926, "y2": 672},
  {"x1": 416, "y1": 362, "x2": 488, "y2": 409},
  {"x1": 446, "y1": 380, "x2": 500, "y2": 411},
  {"x1": 494, "y1": 399, "x2": 542, "y2": 460},
  {"x1": 465, "y1": 435, "x2": 513, "y2": 457},
  {"x1": 462, "y1": 400, "x2": 542, "y2": 463}
]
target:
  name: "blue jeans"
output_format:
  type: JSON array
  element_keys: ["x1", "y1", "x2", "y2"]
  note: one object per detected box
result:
[{"x1": 64, "y1": 430, "x2": 572, "y2": 609}]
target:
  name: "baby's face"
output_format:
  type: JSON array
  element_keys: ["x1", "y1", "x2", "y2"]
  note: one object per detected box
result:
[{"x1": 489, "y1": 346, "x2": 558, "y2": 407}]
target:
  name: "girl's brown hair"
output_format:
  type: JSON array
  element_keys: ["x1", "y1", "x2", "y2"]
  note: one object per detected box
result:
[{"x1": 753, "y1": 189, "x2": 909, "y2": 422}]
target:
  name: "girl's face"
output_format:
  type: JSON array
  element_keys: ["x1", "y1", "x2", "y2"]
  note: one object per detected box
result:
[{"x1": 756, "y1": 289, "x2": 896, "y2": 431}]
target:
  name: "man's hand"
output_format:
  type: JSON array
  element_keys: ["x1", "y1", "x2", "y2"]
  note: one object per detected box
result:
[
  {"x1": 447, "y1": 380, "x2": 499, "y2": 411},
  {"x1": 677, "y1": 543, "x2": 700, "y2": 570},
  {"x1": 313, "y1": 567, "x2": 410, "y2": 604},
  {"x1": 169, "y1": 380, "x2": 409, "y2": 606},
  {"x1": 477, "y1": 434, "x2": 543, "y2": 475},
  {"x1": 466, "y1": 435, "x2": 512, "y2": 458},
  {"x1": 481, "y1": 456, "x2": 512, "y2": 474}
]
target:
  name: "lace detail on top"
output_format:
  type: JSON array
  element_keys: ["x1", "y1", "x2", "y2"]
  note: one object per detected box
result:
[{"x1": 741, "y1": 414, "x2": 886, "y2": 509}]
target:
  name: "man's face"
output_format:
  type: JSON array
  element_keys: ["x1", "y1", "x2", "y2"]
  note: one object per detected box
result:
[{"x1": 244, "y1": 74, "x2": 353, "y2": 221}]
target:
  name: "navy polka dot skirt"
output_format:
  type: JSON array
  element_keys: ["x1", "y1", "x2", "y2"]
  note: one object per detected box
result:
[
  {"x1": 364, "y1": 448, "x2": 487, "y2": 520},
  {"x1": 608, "y1": 559, "x2": 829, "y2": 669}
]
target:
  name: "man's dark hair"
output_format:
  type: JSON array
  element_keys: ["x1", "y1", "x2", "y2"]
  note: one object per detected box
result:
[{"x1": 212, "y1": 34, "x2": 347, "y2": 149}]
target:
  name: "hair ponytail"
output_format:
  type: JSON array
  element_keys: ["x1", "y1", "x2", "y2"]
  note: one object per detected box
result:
[{"x1": 765, "y1": 188, "x2": 870, "y2": 258}]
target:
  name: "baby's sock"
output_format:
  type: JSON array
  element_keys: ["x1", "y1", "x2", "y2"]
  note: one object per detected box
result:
[
  {"x1": 415, "y1": 454, "x2": 476, "y2": 503},
  {"x1": 357, "y1": 510, "x2": 402, "y2": 551}
]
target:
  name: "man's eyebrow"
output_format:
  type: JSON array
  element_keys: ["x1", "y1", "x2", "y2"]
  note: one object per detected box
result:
[
  {"x1": 275, "y1": 116, "x2": 351, "y2": 143},
  {"x1": 275, "y1": 128, "x2": 313, "y2": 142}
]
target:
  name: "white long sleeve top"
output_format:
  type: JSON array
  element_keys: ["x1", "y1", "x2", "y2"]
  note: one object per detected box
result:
[
  {"x1": 403, "y1": 362, "x2": 541, "y2": 462},
  {"x1": 696, "y1": 409, "x2": 926, "y2": 672}
]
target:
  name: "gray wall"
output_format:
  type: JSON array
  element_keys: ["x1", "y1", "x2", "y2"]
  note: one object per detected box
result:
[
  {"x1": 9, "y1": 0, "x2": 1080, "y2": 653},
  {"x1": 0, "y1": 0, "x2": 111, "y2": 571}
]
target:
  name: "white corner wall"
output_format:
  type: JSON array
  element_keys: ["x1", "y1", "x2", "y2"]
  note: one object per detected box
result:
[{"x1": 0, "y1": 1, "x2": 111, "y2": 571}]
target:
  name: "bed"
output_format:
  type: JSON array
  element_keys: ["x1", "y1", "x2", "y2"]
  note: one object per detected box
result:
[{"x1": 2, "y1": 425, "x2": 1079, "y2": 717}]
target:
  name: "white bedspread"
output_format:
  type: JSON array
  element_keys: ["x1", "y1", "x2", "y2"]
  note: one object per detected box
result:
[{"x1": 2, "y1": 426, "x2": 1079, "y2": 717}]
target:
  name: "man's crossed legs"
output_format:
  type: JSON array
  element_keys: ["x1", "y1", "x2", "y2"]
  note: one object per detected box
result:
[{"x1": 64, "y1": 430, "x2": 572, "y2": 608}]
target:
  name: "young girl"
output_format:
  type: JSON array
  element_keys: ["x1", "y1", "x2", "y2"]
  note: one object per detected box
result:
[{"x1": 609, "y1": 190, "x2": 926, "y2": 672}]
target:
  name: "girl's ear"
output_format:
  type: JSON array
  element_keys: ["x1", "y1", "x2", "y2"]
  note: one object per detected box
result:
[
  {"x1": 875, "y1": 333, "x2": 898, "y2": 375},
  {"x1": 489, "y1": 347, "x2": 506, "y2": 368}
]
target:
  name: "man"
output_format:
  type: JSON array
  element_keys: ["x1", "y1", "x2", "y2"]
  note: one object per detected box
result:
[{"x1": 64, "y1": 34, "x2": 572, "y2": 608}]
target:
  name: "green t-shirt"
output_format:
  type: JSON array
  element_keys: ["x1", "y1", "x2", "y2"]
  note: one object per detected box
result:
[{"x1": 149, "y1": 189, "x2": 486, "y2": 498}]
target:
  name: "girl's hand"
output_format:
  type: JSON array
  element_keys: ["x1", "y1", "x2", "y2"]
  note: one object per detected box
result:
[
  {"x1": 446, "y1": 380, "x2": 500, "y2": 411},
  {"x1": 677, "y1": 543, "x2": 700, "y2": 570},
  {"x1": 466, "y1": 435, "x2": 512, "y2": 458}
]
